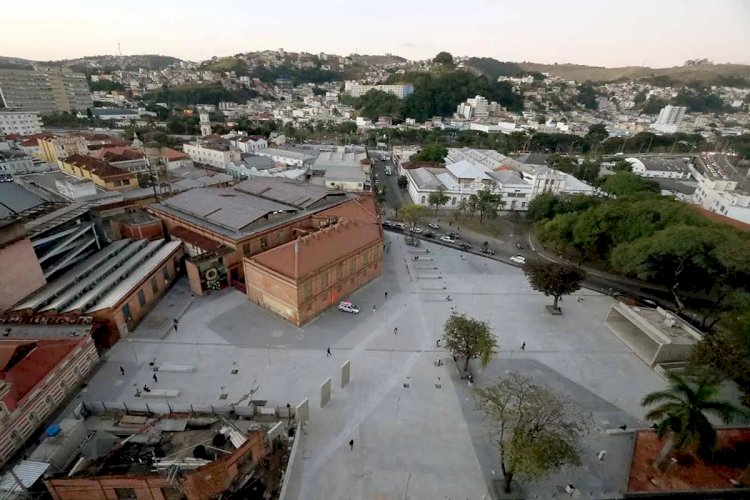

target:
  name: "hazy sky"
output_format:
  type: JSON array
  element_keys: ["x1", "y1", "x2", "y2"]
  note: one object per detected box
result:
[{"x1": 3, "y1": 0, "x2": 749, "y2": 67}]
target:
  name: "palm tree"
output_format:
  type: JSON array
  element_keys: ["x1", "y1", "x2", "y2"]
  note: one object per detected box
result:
[{"x1": 641, "y1": 370, "x2": 745, "y2": 469}]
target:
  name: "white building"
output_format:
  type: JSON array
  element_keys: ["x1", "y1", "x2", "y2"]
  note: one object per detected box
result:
[
  {"x1": 344, "y1": 81, "x2": 414, "y2": 99},
  {"x1": 652, "y1": 105, "x2": 686, "y2": 134},
  {"x1": 0, "y1": 111, "x2": 43, "y2": 135},
  {"x1": 230, "y1": 135, "x2": 268, "y2": 153},
  {"x1": 0, "y1": 152, "x2": 34, "y2": 174},
  {"x1": 254, "y1": 147, "x2": 318, "y2": 168},
  {"x1": 182, "y1": 143, "x2": 242, "y2": 169},
  {"x1": 55, "y1": 176, "x2": 97, "y2": 199},
  {"x1": 693, "y1": 177, "x2": 750, "y2": 224},
  {"x1": 625, "y1": 157, "x2": 692, "y2": 180}
]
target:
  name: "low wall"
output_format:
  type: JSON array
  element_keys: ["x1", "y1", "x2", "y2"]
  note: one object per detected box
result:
[{"x1": 278, "y1": 421, "x2": 303, "y2": 500}]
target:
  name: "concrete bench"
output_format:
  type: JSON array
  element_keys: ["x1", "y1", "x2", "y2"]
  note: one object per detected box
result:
[
  {"x1": 156, "y1": 364, "x2": 194, "y2": 373},
  {"x1": 140, "y1": 389, "x2": 180, "y2": 398}
]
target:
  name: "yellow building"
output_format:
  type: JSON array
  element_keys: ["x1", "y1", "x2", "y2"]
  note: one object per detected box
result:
[
  {"x1": 58, "y1": 154, "x2": 138, "y2": 191},
  {"x1": 38, "y1": 136, "x2": 88, "y2": 162}
]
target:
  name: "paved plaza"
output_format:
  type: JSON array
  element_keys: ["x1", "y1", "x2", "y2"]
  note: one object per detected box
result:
[{"x1": 82, "y1": 232, "x2": 666, "y2": 499}]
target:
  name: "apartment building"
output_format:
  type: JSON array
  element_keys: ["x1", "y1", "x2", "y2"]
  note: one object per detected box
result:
[
  {"x1": 0, "y1": 111, "x2": 43, "y2": 135},
  {"x1": 344, "y1": 81, "x2": 414, "y2": 99},
  {"x1": 0, "y1": 316, "x2": 100, "y2": 468},
  {"x1": 0, "y1": 68, "x2": 92, "y2": 114},
  {"x1": 58, "y1": 154, "x2": 138, "y2": 192},
  {"x1": 651, "y1": 105, "x2": 687, "y2": 134},
  {"x1": 38, "y1": 135, "x2": 89, "y2": 162}
]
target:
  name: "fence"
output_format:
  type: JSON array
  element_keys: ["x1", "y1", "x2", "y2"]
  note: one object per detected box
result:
[{"x1": 82, "y1": 400, "x2": 280, "y2": 419}]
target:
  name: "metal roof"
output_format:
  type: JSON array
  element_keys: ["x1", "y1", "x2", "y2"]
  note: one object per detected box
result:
[
  {"x1": 234, "y1": 177, "x2": 342, "y2": 208},
  {"x1": 88, "y1": 241, "x2": 182, "y2": 311},
  {"x1": 0, "y1": 460, "x2": 50, "y2": 491}
]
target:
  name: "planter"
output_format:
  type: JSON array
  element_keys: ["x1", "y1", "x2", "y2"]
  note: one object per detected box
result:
[
  {"x1": 493, "y1": 479, "x2": 525, "y2": 499},
  {"x1": 545, "y1": 305, "x2": 563, "y2": 315}
]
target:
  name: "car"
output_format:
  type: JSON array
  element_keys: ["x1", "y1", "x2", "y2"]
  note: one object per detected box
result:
[
  {"x1": 382, "y1": 220, "x2": 394, "y2": 228},
  {"x1": 480, "y1": 247, "x2": 496, "y2": 255},
  {"x1": 423, "y1": 230, "x2": 435, "y2": 238},
  {"x1": 394, "y1": 222, "x2": 405, "y2": 230},
  {"x1": 440, "y1": 235, "x2": 457, "y2": 244},
  {"x1": 338, "y1": 301, "x2": 360, "y2": 314},
  {"x1": 459, "y1": 243, "x2": 471, "y2": 250},
  {"x1": 410, "y1": 226, "x2": 423, "y2": 234},
  {"x1": 636, "y1": 297, "x2": 658, "y2": 308},
  {"x1": 428, "y1": 223, "x2": 439, "y2": 230},
  {"x1": 445, "y1": 232, "x2": 460, "y2": 239},
  {"x1": 509, "y1": 255, "x2": 526, "y2": 265}
]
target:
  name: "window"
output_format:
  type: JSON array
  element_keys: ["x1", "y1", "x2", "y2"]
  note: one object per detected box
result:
[
  {"x1": 28, "y1": 412, "x2": 39, "y2": 424},
  {"x1": 11, "y1": 430, "x2": 22, "y2": 444},
  {"x1": 162, "y1": 266, "x2": 170, "y2": 281},
  {"x1": 115, "y1": 488, "x2": 137, "y2": 500},
  {"x1": 361, "y1": 252, "x2": 368, "y2": 267},
  {"x1": 350, "y1": 258, "x2": 356, "y2": 275},
  {"x1": 122, "y1": 304, "x2": 132, "y2": 323},
  {"x1": 137, "y1": 289, "x2": 146, "y2": 307},
  {"x1": 243, "y1": 244, "x2": 251, "y2": 255},
  {"x1": 336, "y1": 265, "x2": 342, "y2": 280},
  {"x1": 260, "y1": 237, "x2": 268, "y2": 250},
  {"x1": 46, "y1": 395, "x2": 55, "y2": 408},
  {"x1": 151, "y1": 276, "x2": 159, "y2": 294},
  {"x1": 321, "y1": 272, "x2": 328, "y2": 288},
  {"x1": 304, "y1": 283, "x2": 312, "y2": 300}
]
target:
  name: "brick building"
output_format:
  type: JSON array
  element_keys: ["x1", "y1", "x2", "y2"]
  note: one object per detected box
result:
[
  {"x1": 58, "y1": 154, "x2": 139, "y2": 192},
  {"x1": 0, "y1": 316, "x2": 100, "y2": 468},
  {"x1": 0, "y1": 221, "x2": 46, "y2": 311}
]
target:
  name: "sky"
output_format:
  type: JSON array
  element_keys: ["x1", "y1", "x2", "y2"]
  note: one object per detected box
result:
[{"x1": 2, "y1": 0, "x2": 749, "y2": 67}]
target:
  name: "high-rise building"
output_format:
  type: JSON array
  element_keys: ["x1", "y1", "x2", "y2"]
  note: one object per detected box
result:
[
  {"x1": 0, "y1": 111, "x2": 43, "y2": 135},
  {"x1": 0, "y1": 68, "x2": 93, "y2": 114},
  {"x1": 652, "y1": 105, "x2": 687, "y2": 134}
]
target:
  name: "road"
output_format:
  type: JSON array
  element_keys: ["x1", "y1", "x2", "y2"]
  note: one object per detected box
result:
[{"x1": 370, "y1": 158, "x2": 408, "y2": 212}]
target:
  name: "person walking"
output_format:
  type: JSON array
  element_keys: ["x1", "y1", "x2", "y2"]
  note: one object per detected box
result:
[
  {"x1": 372, "y1": 305, "x2": 377, "y2": 313},
  {"x1": 384, "y1": 291, "x2": 388, "y2": 300},
  {"x1": 120, "y1": 366, "x2": 125, "y2": 376},
  {"x1": 349, "y1": 439, "x2": 354, "y2": 450},
  {"x1": 152, "y1": 373, "x2": 158, "y2": 383},
  {"x1": 436, "y1": 339, "x2": 441, "y2": 348},
  {"x1": 393, "y1": 327, "x2": 398, "y2": 335},
  {"x1": 326, "y1": 347, "x2": 332, "y2": 357},
  {"x1": 521, "y1": 342, "x2": 526, "y2": 350},
  {"x1": 173, "y1": 318, "x2": 179, "y2": 332}
]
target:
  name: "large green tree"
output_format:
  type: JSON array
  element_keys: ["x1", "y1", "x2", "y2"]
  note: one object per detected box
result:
[
  {"x1": 641, "y1": 370, "x2": 745, "y2": 468},
  {"x1": 442, "y1": 312, "x2": 498, "y2": 372},
  {"x1": 601, "y1": 172, "x2": 660, "y2": 197},
  {"x1": 522, "y1": 261, "x2": 586, "y2": 311},
  {"x1": 474, "y1": 373, "x2": 587, "y2": 493},
  {"x1": 475, "y1": 188, "x2": 503, "y2": 222},
  {"x1": 433, "y1": 51, "x2": 454, "y2": 65},
  {"x1": 412, "y1": 143, "x2": 447, "y2": 162},
  {"x1": 428, "y1": 186, "x2": 451, "y2": 215}
]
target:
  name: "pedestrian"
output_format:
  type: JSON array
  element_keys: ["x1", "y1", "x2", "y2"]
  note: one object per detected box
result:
[
  {"x1": 153, "y1": 373, "x2": 158, "y2": 383},
  {"x1": 143, "y1": 385, "x2": 151, "y2": 393},
  {"x1": 349, "y1": 439, "x2": 354, "y2": 450},
  {"x1": 372, "y1": 305, "x2": 377, "y2": 313},
  {"x1": 326, "y1": 347, "x2": 331, "y2": 357},
  {"x1": 436, "y1": 339, "x2": 441, "y2": 348},
  {"x1": 173, "y1": 318, "x2": 179, "y2": 332},
  {"x1": 393, "y1": 327, "x2": 398, "y2": 335},
  {"x1": 521, "y1": 342, "x2": 526, "y2": 350},
  {"x1": 384, "y1": 291, "x2": 388, "y2": 300},
  {"x1": 119, "y1": 366, "x2": 125, "y2": 376}
]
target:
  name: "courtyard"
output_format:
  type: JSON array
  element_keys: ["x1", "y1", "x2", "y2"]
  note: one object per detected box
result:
[{"x1": 81, "y1": 232, "x2": 665, "y2": 499}]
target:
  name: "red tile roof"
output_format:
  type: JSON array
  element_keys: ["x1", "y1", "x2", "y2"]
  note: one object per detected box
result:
[
  {"x1": 250, "y1": 216, "x2": 382, "y2": 280},
  {"x1": 64, "y1": 154, "x2": 132, "y2": 180},
  {"x1": 691, "y1": 205, "x2": 750, "y2": 232},
  {"x1": 163, "y1": 148, "x2": 189, "y2": 161},
  {"x1": 0, "y1": 339, "x2": 80, "y2": 411},
  {"x1": 316, "y1": 194, "x2": 379, "y2": 223}
]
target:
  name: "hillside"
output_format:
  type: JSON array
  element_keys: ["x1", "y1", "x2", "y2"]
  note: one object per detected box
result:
[
  {"x1": 350, "y1": 54, "x2": 406, "y2": 66},
  {"x1": 0, "y1": 54, "x2": 183, "y2": 72}
]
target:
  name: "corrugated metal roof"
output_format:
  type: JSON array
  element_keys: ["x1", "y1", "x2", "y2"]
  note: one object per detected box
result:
[{"x1": 0, "y1": 460, "x2": 51, "y2": 491}]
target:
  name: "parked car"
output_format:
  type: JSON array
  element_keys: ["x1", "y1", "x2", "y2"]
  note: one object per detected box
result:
[
  {"x1": 440, "y1": 235, "x2": 457, "y2": 244},
  {"x1": 338, "y1": 301, "x2": 360, "y2": 314},
  {"x1": 410, "y1": 226, "x2": 424, "y2": 234},
  {"x1": 636, "y1": 297, "x2": 658, "y2": 308},
  {"x1": 459, "y1": 243, "x2": 471, "y2": 250},
  {"x1": 394, "y1": 222, "x2": 405, "y2": 230},
  {"x1": 509, "y1": 255, "x2": 526, "y2": 265},
  {"x1": 382, "y1": 220, "x2": 395, "y2": 228},
  {"x1": 428, "y1": 223, "x2": 440, "y2": 230},
  {"x1": 423, "y1": 230, "x2": 435, "y2": 238},
  {"x1": 445, "y1": 232, "x2": 460, "y2": 239},
  {"x1": 480, "y1": 247, "x2": 496, "y2": 255}
]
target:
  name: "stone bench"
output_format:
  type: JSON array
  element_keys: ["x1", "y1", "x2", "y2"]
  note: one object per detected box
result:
[
  {"x1": 156, "y1": 364, "x2": 194, "y2": 373},
  {"x1": 139, "y1": 389, "x2": 180, "y2": 398}
]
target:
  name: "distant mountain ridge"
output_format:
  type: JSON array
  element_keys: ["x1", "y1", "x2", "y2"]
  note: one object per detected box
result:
[{"x1": 1, "y1": 52, "x2": 748, "y2": 85}]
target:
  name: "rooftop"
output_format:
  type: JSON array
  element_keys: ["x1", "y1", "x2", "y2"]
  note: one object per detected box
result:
[
  {"x1": 63, "y1": 154, "x2": 132, "y2": 180},
  {"x1": 256, "y1": 147, "x2": 318, "y2": 162},
  {"x1": 0, "y1": 182, "x2": 47, "y2": 218},
  {"x1": 234, "y1": 177, "x2": 346, "y2": 209}
]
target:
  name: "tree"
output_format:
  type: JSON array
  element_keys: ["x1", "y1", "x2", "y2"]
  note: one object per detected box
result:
[
  {"x1": 375, "y1": 184, "x2": 387, "y2": 204},
  {"x1": 397, "y1": 204, "x2": 428, "y2": 242},
  {"x1": 474, "y1": 373, "x2": 587, "y2": 493},
  {"x1": 641, "y1": 370, "x2": 745, "y2": 468},
  {"x1": 397, "y1": 175, "x2": 408, "y2": 190},
  {"x1": 575, "y1": 82, "x2": 598, "y2": 110},
  {"x1": 601, "y1": 172, "x2": 660, "y2": 197},
  {"x1": 585, "y1": 123, "x2": 609, "y2": 144},
  {"x1": 612, "y1": 159, "x2": 633, "y2": 172},
  {"x1": 522, "y1": 260, "x2": 585, "y2": 311},
  {"x1": 442, "y1": 312, "x2": 498, "y2": 372},
  {"x1": 412, "y1": 143, "x2": 447, "y2": 162},
  {"x1": 474, "y1": 188, "x2": 503, "y2": 222},
  {"x1": 428, "y1": 186, "x2": 450, "y2": 216},
  {"x1": 433, "y1": 51, "x2": 454, "y2": 65}
]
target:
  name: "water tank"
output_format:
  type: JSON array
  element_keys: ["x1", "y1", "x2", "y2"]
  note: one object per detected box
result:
[{"x1": 46, "y1": 424, "x2": 62, "y2": 437}]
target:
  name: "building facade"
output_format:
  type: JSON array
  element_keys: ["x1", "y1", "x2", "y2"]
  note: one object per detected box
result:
[
  {"x1": 0, "y1": 317, "x2": 99, "y2": 468},
  {"x1": 58, "y1": 154, "x2": 138, "y2": 192},
  {"x1": 0, "y1": 222, "x2": 46, "y2": 311},
  {"x1": 38, "y1": 136, "x2": 89, "y2": 163},
  {"x1": 183, "y1": 143, "x2": 242, "y2": 169},
  {"x1": 0, "y1": 68, "x2": 92, "y2": 114},
  {"x1": 0, "y1": 111, "x2": 43, "y2": 135},
  {"x1": 652, "y1": 105, "x2": 687, "y2": 134},
  {"x1": 344, "y1": 82, "x2": 414, "y2": 99}
]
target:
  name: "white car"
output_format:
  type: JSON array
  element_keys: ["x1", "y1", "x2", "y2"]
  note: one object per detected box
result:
[
  {"x1": 410, "y1": 226, "x2": 423, "y2": 234},
  {"x1": 428, "y1": 223, "x2": 439, "y2": 230},
  {"x1": 440, "y1": 235, "x2": 457, "y2": 244},
  {"x1": 509, "y1": 255, "x2": 526, "y2": 265},
  {"x1": 338, "y1": 301, "x2": 360, "y2": 314}
]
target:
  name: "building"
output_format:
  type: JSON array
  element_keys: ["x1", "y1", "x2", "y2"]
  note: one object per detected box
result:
[
  {"x1": 183, "y1": 143, "x2": 242, "y2": 170},
  {"x1": 58, "y1": 154, "x2": 138, "y2": 192},
  {"x1": 0, "y1": 111, "x2": 43, "y2": 135},
  {"x1": 693, "y1": 154, "x2": 750, "y2": 224},
  {"x1": 605, "y1": 302, "x2": 702, "y2": 371},
  {"x1": 54, "y1": 176, "x2": 97, "y2": 200},
  {"x1": 162, "y1": 148, "x2": 193, "y2": 170},
  {"x1": 344, "y1": 82, "x2": 414, "y2": 99},
  {"x1": 455, "y1": 95, "x2": 494, "y2": 120},
  {"x1": 311, "y1": 146, "x2": 370, "y2": 191},
  {"x1": 0, "y1": 221, "x2": 46, "y2": 311},
  {"x1": 231, "y1": 135, "x2": 268, "y2": 153},
  {"x1": 625, "y1": 157, "x2": 692, "y2": 179},
  {"x1": 41, "y1": 411, "x2": 276, "y2": 500},
  {"x1": 87, "y1": 108, "x2": 140, "y2": 121},
  {"x1": 652, "y1": 105, "x2": 687, "y2": 134},
  {"x1": 0, "y1": 151, "x2": 34, "y2": 174},
  {"x1": 90, "y1": 147, "x2": 149, "y2": 174},
  {"x1": 38, "y1": 136, "x2": 89, "y2": 163},
  {"x1": 244, "y1": 196, "x2": 383, "y2": 326},
  {"x1": 199, "y1": 109, "x2": 211, "y2": 137},
  {"x1": 0, "y1": 316, "x2": 100, "y2": 468},
  {"x1": 12, "y1": 238, "x2": 184, "y2": 341},
  {"x1": 0, "y1": 68, "x2": 92, "y2": 114},
  {"x1": 254, "y1": 147, "x2": 318, "y2": 168}
]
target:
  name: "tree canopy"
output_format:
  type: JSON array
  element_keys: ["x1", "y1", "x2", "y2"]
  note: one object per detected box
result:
[
  {"x1": 433, "y1": 51, "x2": 454, "y2": 65},
  {"x1": 601, "y1": 172, "x2": 661, "y2": 197},
  {"x1": 428, "y1": 186, "x2": 450, "y2": 215},
  {"x1": 354, "y1": 89, "x2": 403, "y2": 120},
  {"x1": 443, "y1": 312, "x2": 498, "y2": 371},
  {"x1": 522, "y1": 260, "x2": 585, "y2": 310},
  {"x1": 474, "y1": 373, "x2": 587, "y2": 493},
  {"x1": 411, "y1": 143, "x2": 447, "y2": 162}
]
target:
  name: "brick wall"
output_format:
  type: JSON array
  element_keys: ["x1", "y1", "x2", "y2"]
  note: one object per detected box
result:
[{"x1": 0, "y1": 238, "x2": 46, "y2": 311}]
